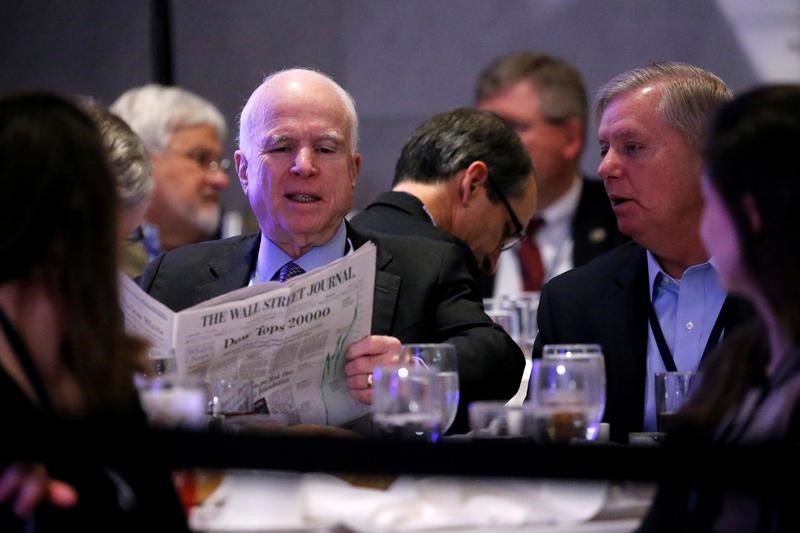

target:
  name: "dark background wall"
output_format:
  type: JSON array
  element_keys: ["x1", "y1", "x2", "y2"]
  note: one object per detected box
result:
[{"x1": 1, "y1": 0, "x2": 797, "y2": 215}]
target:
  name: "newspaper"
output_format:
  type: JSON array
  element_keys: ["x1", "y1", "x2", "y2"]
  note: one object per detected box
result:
[{"x1": 120, "y1": 242, "x2": 376, "y2": 426}]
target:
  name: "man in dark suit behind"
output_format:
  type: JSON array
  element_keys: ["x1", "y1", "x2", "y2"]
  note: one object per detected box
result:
[
  {"x1": 140, "y1": 68, "x2": 531, "y2": 433},
  {"x1": 351, "y1": 107, "x2": 537, "y2": 279},
  {"x1": 476, "y1": 52, "x2": 627, "y2": 296},
  {"x1": 532, "y1": 63, "x2": 753, "y2": 443}
]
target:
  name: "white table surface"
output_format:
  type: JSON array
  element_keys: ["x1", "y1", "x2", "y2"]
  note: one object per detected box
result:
[{"x1": 189, "y1": 470, "x2": 652, "y2": 532}]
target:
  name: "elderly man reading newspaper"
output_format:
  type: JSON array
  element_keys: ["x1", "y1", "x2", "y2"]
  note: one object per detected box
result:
[{"x1": 128, "y1": 68, "x2": 525, "y2": 434}]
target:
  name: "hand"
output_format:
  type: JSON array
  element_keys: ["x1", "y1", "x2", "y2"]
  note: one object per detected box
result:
[
  {"x1": 0, "y1": 463, "x2": 77, "y2": 518},
  {"x1": 344, "y1": 335, "x2": 402, "y2": 404}
]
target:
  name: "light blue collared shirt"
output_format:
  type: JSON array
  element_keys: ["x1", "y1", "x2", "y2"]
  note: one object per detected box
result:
[
  {"x1": 140, "y1": 222, "x2": 163, "y2": 261},
  {"x1": 251, "y1": 221, "x2": 349, "y2": 284},
  {"x1": 642, "y1": 251, "x2": 727, "y2": 431}
]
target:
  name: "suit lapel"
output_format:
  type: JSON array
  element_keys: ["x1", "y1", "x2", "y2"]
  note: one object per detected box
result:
[
  {"x1": 348, "y1": 223, "x2": 400, "y2": 335},
  {"x1": 572, "y1": 178, "x2": 614, "y2": 265},
  {"x1": 195, "y1": 234, "x2": 260, "y2": 302},
  {"x1": 607, "y1": 244, "x2": 650, "y2": 435},
  {"x1": 373, "y1": 268, "x2": 401, "y2": 336}
]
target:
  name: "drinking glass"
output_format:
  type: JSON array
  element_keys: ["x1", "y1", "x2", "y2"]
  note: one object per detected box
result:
[
  {"x1": 207, "y1": 378, "x2": 255, "y2": 416},
  {"x1": 134, "y1": 373, "x2": 207, "y2": 429},
  {"x1": 513, "y1": 292, "x2": 541, "y2": 355},
  {"x1": 147, "y1": 354, "x2": 176, "y2": 376},
  {"x1": 530, "y1": 344, "x2": 606, "y2": 442},
  {"x1": 655, "y1": 371, "x2": 702, "y2": 432},
  {"x1": 205, "y1": 358, "x2": 254, "y2": 417},
  {"x1": 398, "y1": 343, "x2": 459, "y2": 433},
  {"x1": 469, "y1": 401, "x2": 541, "y2": 438},
  {"x1": 371, "y1": 365, "x2": 441, "y2": 442},
  {"x1": 484, "y1": 309, "x2": 520, "y2": 342}
]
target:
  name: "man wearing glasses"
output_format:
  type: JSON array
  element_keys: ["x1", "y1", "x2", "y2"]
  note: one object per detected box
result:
[
  {"x1": 111, "y1": 84, "x2": 231, "y2": 275},
  {"x1": 351, "y1": 107, "x2": 537, "y2": 278},
  {"x1": 141, "y1": 70, "x2": 528, "y2": 433}
]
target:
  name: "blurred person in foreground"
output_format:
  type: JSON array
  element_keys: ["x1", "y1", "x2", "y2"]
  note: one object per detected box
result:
[
  {"x1": 638, "y1": 85, "x2": 800, "y2": 532},
  {"x1": 140, "y1": 68, "x2": 525, "y2": 433},
  {"x1": 533, "y1": 63, "x2": 752, "y2": 443},
  {"x1": 84, "y1": 103, "x2": 154, "y2": 277},
  {"x1": 0, "y1": 92, "x2": 187, "y2": 531},
  {"x1": 350, "y1": 107, "x2": 537, "y2": 278},
  {"x1": 111, "y1": 84, "x2": 231, "y2": 275},
  {"x1": 476, "y1": 52, "x2": 627, "y2": 297}
]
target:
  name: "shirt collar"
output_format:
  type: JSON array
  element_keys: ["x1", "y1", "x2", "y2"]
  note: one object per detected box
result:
[
  {"x1": 253, "y1": 221, "x2": 348, "y2": 284},
  {"x1": 646, "y1": 249, "x2": 718, "y2": 299},
  {"x1": 140, "y1": 221, "x2": 162, "y2": 261}
]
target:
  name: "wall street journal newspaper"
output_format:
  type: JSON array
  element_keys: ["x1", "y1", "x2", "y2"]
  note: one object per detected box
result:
[{"x1": 120, "y1": 243, "x2": 376, "y2": 426}]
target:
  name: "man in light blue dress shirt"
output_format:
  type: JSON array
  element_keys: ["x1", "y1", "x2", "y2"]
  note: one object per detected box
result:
[
  {"x1": 533, "y1": 63, "x2": 752, "y2": 443},
  {"x1": 643, "y1": 253, "x2": 726, "y2": 430}
]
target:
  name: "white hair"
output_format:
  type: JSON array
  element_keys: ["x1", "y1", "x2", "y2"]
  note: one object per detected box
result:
[
  {"x1": 237, "y1": 68, "x2": 359, "y2": 155},
  {"x1": 110, "y1": 84, "x2": 227, "y2": 154},
  {"x1": 595, "y1": 62, "x2": 732, "y2": 149}
]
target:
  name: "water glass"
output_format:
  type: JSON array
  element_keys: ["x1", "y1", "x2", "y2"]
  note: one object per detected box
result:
[
  {"x1": 655, "y1": 371, "x2": 702, "y2": 432},
  {"x1": 145, "y1": 354, "x2": 176, "y2": 377},
  {"x1": 135, "y1": 373, "x2": 207, "y2": 429},
  {"x1": 371, "y1": 365, "x2": 441, "y2": 442},
  {"x1": 398, "y1": 343, "x2": 459, "y2": 433},
  {"x1": 514, "y1": 292, "x2": 541, "y2": 351},
  {"x1": 531, "y1": 344, "x2": 606, "y2": 442},
  {"x1": 484, "y1": 309, "x2": 520, "y2": 341},
  {"x1": 469, "y1": 401, "x2": 541, "y2": 438},
  {"x1": 207, "y1": 378, "x2": 255, "y2": 416}
]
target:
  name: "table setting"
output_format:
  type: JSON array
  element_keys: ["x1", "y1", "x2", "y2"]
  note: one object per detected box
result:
[{"x1": 180, "y1": 342, "x2": 650, "y2": 532}]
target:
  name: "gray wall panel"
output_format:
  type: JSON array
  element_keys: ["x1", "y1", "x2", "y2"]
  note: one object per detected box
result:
[{"x1": 0, "y1": 0, "x2": 788, "y2": 215}]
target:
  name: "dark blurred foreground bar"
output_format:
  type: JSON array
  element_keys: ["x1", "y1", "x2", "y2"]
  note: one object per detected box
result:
[{"x1": 3, "y1": 423, "x2": 797, "y2": 490}]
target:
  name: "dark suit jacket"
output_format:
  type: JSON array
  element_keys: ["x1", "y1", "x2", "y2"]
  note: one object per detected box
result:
[
  {"x1": 532, "y1": 241, "x2": 752, "y2": 443},
  {"x1": 140, "y1": 225, "x2": 525, "y2": 434},
  {"x1": 350, "y1": 191, "x2": 482, "y2": 278},
  {"x1": 482, "y1": 177, "x2": 627, "y2": 297}
]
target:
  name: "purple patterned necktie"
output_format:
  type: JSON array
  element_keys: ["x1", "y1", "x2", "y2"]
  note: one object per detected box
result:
[{"x1": 275, "y1": 261, "x2": 305, "y2": 282}]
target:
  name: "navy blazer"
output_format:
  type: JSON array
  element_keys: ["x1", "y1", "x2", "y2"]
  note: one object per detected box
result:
[
  {"x1": 140, "y1": 225, "x2": 525, "y2": 433},
  {"x1": 533, "y1": 241, "x2": 649, "y2": 443},
  {"x1": 533, "y1": 241, "x2": 752, "y2": 442}
]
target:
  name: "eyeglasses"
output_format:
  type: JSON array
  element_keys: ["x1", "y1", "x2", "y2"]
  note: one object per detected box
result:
[
  {"x1": 182, "y1": 149, "x2": 231, "y2": 174},
  {"x1": 486, "y1": 176, "x2": 526, "y2": 251}
]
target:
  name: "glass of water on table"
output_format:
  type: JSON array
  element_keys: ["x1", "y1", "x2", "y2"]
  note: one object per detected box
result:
[
  {"x1": 530, "y1": 344, "x2": 606, "y2": 442},
  {"x1": 398, "y1": 343, "x2": 459, "y2": 434},
  {"x1": 371, "y1": 365, "x2": 442, "y2": 442}
]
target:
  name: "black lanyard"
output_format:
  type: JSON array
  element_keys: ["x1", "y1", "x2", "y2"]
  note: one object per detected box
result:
[
  {"x1": 0, "y1": 305, "x2": 55, "y2": 415},
  {"x1": 647, "y1": 296, "x2": 732, "y2": 372}
]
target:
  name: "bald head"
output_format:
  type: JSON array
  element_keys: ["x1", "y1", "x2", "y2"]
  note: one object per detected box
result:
[{"x1": 238, "y1": 68, "x2": 359, "y2": 157}]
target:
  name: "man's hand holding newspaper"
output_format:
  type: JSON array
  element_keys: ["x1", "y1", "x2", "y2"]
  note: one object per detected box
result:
[{"x1": 120, "y1": 243, "x2": 376, "y2": 426}]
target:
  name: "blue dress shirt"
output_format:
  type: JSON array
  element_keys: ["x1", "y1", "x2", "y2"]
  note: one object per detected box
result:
[
  {"x1": 251, "y1": 221, "x2": 349, "y2": 285},
  {"x1": 642, "y1": 251, "x2": 727, "y2": 431}
]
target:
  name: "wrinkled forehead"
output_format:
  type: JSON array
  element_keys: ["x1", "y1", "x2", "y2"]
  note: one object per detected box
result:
[{"x1": 241, "y1": 77, "x2": 353, "y2": 150}]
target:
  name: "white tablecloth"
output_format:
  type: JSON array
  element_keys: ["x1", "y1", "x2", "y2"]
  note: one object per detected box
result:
[{"x1": 190, "y1": 470, "x2": 652, "y2": 532}]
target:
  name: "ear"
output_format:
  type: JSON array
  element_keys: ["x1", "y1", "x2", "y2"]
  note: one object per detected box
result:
[
  {"x1": 742, "y1": 193, "x2": 762, "y2": 234},
  {"x1": 561, "y1": 117, "x2": 584, "y2": 161},
  {"x1": 350, "y1": 152, "x2": 362, "y2": 190},
  {"x1": 234, "y1": 150, "x2": 249, "y2": 194},
  {"x1": 457, "y1": 161, "x2": 489, "y2": 205}
]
